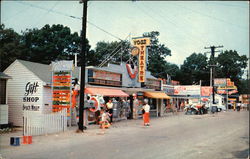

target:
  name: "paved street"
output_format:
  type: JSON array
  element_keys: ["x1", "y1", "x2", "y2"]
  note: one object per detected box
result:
[{"x1": 0, "y1": 111, "x2": 249, "y2": 159}]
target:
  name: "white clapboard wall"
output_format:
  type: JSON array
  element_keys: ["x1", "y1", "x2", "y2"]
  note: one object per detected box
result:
[{"x1": 23, "y1": 109, "x2": 67, "y2": 136}]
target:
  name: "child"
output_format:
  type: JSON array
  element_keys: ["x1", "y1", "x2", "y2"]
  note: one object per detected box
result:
[{"x1": 99, "y1": 109, "x2": 110, "y2": 129}]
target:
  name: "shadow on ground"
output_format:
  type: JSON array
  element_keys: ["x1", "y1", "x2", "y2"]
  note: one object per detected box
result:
[{"x1": 232, "y1": 148, "x2": 249, "y2": 159}]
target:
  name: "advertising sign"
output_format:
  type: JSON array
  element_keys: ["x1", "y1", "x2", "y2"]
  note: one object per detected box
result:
[
  {"x1": 174, "y1": 85, "x2": 201, "y2": 96},
  {"x1": 214, "y1": 78, "x2": 227, "y2": 87},
  {"x1": 132, "y1": 37, "x2": 150, "y2": 83},
  {"x1": 163, "y1": 85, "x2": 174, "y2": 95},
  {"x1": 93, "y1": 70, "x2": 121, "y2": 82},
  {"x1": 23, "y1": 81, "x2": 40, "y2": 111},
  {"x1": 201, "y1": 86, "x2": 212, "y2": 97}
]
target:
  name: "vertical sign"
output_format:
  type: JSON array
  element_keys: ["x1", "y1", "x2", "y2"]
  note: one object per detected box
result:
[
  {"x1": 132, "y1": 37, "x2": 150, "y2": 82},
  {"x1": 52, "y1": 61, "x2": 73, "y2": 117}
]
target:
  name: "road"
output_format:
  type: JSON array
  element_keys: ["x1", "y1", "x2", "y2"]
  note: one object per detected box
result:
[{"x1": 0, "y1": 111, "x2": 249, "y2": 159}]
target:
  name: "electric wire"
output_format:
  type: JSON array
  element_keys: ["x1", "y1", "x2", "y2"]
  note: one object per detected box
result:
[
  {"x1": 17, "y1": 1, "x2": 123, "y2": 41},
  {"x1": 171, "y1": 3, "x2": 248, "y2": 31},
  {"x1": 98, "y1": 33, "x2": 131, "y2": 67},
  {"x1": 140, "y1": 3, "x2": 208, "y2": 45}
]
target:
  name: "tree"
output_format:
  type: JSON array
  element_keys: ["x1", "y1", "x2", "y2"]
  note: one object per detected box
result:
[
  {"x1": 90, "y1": 40, "x2": 131, "y2": 66},
  {"x1": 215, "y1": 50, "x2": 248, "y2": 93},
  {"x1": 142, "y1": 31, "x2": 172, "y2": 79},
  {"x1": 180, "y1": 53, "x2": 210, "y2": 85},
  {"x1": 0, "y1": 24, "x2": 93, "y2": 71},
  {"x1": 0, "y1": 24, "x2": 24, "y2": 71},
  {"x1": 21, "y1": 24, "x2": 86, "y2": 64}
]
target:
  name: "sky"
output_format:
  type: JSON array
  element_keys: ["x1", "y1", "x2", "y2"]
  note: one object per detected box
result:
[{"x1": 1, "y1": 1, "x2": 249, "y2": 76}]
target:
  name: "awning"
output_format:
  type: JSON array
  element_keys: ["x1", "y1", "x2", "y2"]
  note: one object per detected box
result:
[
  {"x1": 144, "y1": 92, "x2": 171, "y2": 99},
  {"x1": 85, "y1": 87, "x2": 129, "y2": 97}
]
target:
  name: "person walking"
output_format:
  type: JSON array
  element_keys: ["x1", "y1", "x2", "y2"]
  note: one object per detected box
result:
[
  {"x1": 106, "y1": 99, "x2": 114, "y2": 124},
  {"x1": 142, "y1": 99, "x2": 150, "y2": 126}
]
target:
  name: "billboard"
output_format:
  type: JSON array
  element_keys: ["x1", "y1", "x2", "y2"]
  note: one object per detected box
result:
[
  {"x1": 201, "y1": 86, "x2": 212, "y2": 97},
  {"x1": 174, "y1": 85, "x2": 201, "y2": 96},
  {"x1": 214, "y1": 78, "x2": 227, "y2": 87}
]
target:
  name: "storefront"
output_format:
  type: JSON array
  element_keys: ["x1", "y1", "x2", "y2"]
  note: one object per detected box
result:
[
  {"x1": 0, "y1": 72, "x2": 11, "y2": 127},
  {"x1": 143, "y1": 91, "x2": 171, "y2": 117},
  {"x1": 3, "y1": 59, "x2": 80, "y2": 126}
]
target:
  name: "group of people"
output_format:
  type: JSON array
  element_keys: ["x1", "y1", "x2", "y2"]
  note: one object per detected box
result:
[{"x1": 98, "y1": 98, "x2": 151, "y2": 129}]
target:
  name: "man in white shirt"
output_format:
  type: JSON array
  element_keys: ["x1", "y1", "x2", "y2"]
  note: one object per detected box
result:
[{"x1": 106, "y1": 99, "x2": 113, "y2": 124}]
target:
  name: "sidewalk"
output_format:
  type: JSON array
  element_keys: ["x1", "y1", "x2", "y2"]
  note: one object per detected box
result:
[{"x1": 0, "y1": 113, "x2": 180, "y2": 153}]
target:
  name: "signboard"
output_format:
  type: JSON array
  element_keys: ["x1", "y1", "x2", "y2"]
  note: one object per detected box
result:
[
  {"x1": 163, "y1": 85, "x2": 174, "y2": 95},
  {"x1": 201, "y1": 86, "x2": 212, "y2": 97},
  {"x1": 174, "y1": 85, "x2": 201, "y2": 96},
  {"x1": 52, "y1": 61, "x2": 73, "y2": 116},
  {"x1": 23, "y1": 81, "x2": 40, "y2": 111},
  {"x1": 88, "y1": 69, "x2": 122, "y2": 87},
  {"x1": 217, "y1": 86, "x2": 237, "y2": 90},
  {"x1": 132, "y1": 37, "x2": 150, "y2": 83},
  {"x1": 52, "y1": 71, "x2": 71, "y2": 116},
  {"x1": 144, "y1": 78, "x2": 161, "y2": 90},
  {"x1": 52, "y1": 60, "x2": 73, "y2": 71},
  {"x1": 93, "y1": 70, "x2": 121, "y2": 81},
  {"x1": 214, "y1": 78, "x2": 227, "y2": 87}
]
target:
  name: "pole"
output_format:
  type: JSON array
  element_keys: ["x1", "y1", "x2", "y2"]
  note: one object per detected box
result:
[
  {"x1": 204, "y1": 45, "x2": 223, "y2": 104},
  {"x1": 78, "y1": 0, "x2": 88, "y2": 132},
  {"x1": 210, "y1": 67, "x2": 212, "y2": 107}
]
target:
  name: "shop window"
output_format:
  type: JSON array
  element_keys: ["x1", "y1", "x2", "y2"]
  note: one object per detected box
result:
[
  {"x1": 149, "y1": 98, "x2": 156, "y2": 110},
  {"x1": 0, "y1": 79, "x2": 7, "y2": 104}
]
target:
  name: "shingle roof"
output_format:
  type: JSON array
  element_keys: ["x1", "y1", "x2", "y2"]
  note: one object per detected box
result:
[
  {"x1": 0, "y1": 72, "x2": 11, "y2": 79},
  {"x1": 18, "y1": 59, "x2": 52, "y2": 84},
  {"x1": 17, "y1": 59, "x2": 80, "y2": 84}
]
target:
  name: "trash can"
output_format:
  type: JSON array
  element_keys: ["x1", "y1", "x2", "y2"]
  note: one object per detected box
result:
[
  {"x1": 211, "y1": 106, "x2": 218, "y2": 113},
  {"x1": 10, "y1": 137, "x2": 20, "y2": 146}
]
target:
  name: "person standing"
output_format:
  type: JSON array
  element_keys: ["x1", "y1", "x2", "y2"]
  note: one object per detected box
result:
[
  {"x1": 133, "y1": 94, "x2": 139, "y2": 119},
  {"x1": 106, "y1": 99, "x2": 114, "y2": 124},
  {"x1": 142, "y1": 99, "x2": 150, "y2": 126}
]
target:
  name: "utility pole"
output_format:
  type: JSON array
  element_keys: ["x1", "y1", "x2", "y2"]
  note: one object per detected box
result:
[
  {"x1": 78, "y1": 0, "x2": 88, "y2": 132},
  {"x1": 204, "y1": 45, "x2": 223, "y2": 104}
]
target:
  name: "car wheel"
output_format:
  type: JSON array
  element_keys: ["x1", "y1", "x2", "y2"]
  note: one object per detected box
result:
[{"x1": 218, "y1": 108, "x2": 222, "y2": 112}]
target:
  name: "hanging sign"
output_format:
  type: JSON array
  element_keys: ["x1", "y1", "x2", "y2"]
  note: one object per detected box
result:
[{"x1": 132, "y1": 37, "x2": 150, "y2": 82}]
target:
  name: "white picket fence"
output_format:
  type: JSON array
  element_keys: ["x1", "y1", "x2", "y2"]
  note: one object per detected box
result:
[{"x1": 23, "y1": 109, "x2": 67, "y2": 136}]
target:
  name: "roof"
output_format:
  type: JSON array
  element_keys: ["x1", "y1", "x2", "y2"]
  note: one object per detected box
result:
[
  {"x1": 0, "y1": 72, "x2": 11, "y2": 79},
  {"x1": 18, "y1": 59, "x2": 51, "y2": 83},
  {"x1": 144, "y1": 91, "x2": 171, "y2": 99},
  {"x1": 85, "y1": 87, "x2": 129, "y2": 97},
  {"x1": 16, "y1": 59, "x2": 80, "y2": 84}
]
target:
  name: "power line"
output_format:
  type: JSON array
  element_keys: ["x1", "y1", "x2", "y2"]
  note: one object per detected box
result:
[
  {"x1": 141, "y1": 3, "x2": 208, "y2": 45},
  {"x1": 206, "y1": 1, "x2": 249, "y2": 10},
  {"x1": 171, "y1": 3, "x2": 248, "y2": 31},
  {"x1": 33, "y1": 1, "x2": 59, "y2": 26},
  {"x1": 16, "y1": 1, "x2": 123, "y2": 41}
]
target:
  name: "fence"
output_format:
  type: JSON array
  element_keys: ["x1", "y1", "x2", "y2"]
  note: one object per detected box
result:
[{"x1": 23, "y1": 109, "x2": 67, "y2": 136}]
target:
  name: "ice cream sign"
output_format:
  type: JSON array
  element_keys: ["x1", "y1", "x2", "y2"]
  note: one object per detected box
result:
[
  {"x1": 23, "y1": 81, "x2": 40, "y2": 111},
  {"x1": 132, "y1": 37, "x2": 150, "y2": 82}
]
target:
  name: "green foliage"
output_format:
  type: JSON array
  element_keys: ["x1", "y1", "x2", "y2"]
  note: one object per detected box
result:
[
  {"x1": 142, "y1": 31, "x2": 173, "y2": 79},
  {"x1": 0, "y1": 24, "x2": 24, "y2": 71},
  {"x1": 215, "y1": 50, "x2": 248, "y2": 94},
  {"x1": 215, "y1": 50, "x2": 248, "y2": 80},
  {"x1": 237, "y1": 79, "x2": 250, "y2": 94},
  {"x1": 90, "y1": 40, "x2": 131, "y2": 66},
  {"x1": 0, "y1": 24, "x2": 91, "y2": 71},
  {"x1": 180, "y1": 53, "x2": 209, "y2": 85}
]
